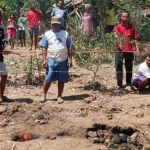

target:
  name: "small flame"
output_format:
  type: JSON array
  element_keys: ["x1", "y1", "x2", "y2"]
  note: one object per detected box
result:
[
  {"x1": 12, "y1": 133, "x2": 33, "y2": 142},
  {"x1": 19, "y1": 133, "x2": 32, "y2": 141}
]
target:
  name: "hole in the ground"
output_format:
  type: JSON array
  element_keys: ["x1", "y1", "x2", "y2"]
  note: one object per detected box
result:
[
  {"x1": 86, "y1": 123, "x2": 143, "y2": 150},
  {"x1": 111, "y1": 126, "x2": 137, "y2": 136},
  {"x1": 86, "y1": 123, "x2": 108, "y2": 132}
]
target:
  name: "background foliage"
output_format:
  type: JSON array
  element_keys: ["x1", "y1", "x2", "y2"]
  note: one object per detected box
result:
[{"x1": 1, "y1": 0, "x2": 150, "y2": 85}]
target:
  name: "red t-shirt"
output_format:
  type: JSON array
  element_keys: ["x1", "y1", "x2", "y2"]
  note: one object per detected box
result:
[
  {"x1": 114, "y1": 22, "x2": 138, "y2": 52},
  {"x1": 26, "y1": 9, "x2": 43, "y2": 28}
]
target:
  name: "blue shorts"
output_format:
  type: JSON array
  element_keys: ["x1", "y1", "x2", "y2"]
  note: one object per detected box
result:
[
  {"x1": 29, "y1": 27, "x2": 39, "y2": 36},
  {"x1": 45, "y1": 59, "x2": 68, "y2": 83},
  {"x1": 132, "y1": 76, "x2": 146, "y2": 88}
]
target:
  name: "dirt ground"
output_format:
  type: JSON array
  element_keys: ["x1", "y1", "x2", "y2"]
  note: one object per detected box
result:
[{"x1": 0, "y1": 44, "x2": 150, "y2": 150}]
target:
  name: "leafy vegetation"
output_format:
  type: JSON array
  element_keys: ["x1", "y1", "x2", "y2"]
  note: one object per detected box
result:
[{"x1": 2, "y1": 0, "x2": 150, "y2": 86}]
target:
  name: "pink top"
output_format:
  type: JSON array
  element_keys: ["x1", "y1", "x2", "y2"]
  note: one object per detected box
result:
[
  {"x1": 7, "y1": 18, "x2": 16, "y2": 37},
  {"x1": 82, "y1": 13, "x2": 93, "y2": 35}
]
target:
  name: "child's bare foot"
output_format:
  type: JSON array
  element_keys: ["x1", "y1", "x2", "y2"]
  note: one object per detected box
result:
[{"x1": 57, "y1": 97, "x2": 64, "y2": 104}]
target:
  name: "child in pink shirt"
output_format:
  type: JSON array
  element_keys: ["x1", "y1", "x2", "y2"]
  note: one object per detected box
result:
[{"x1": 7, "y1": 14, "x2": 16, "y2": 49}]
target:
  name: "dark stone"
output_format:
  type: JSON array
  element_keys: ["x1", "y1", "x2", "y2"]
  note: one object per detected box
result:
[
  {"x1": 108, "y1": 143, "x2": 119, "y2": 149},
  {"x1": 93, "y1": 137, "x2": 100, "y2": 143},
  {"x1": 121, "y1": 143, "x2": 131, "y2": 150},
  {"x1": 128, "y1": 139, "x2": 138, "y2": 146},
  {"x1": 113, "y1": 135, "x2": 122, "y2": 144},
  {"x1": 137, "y1": 143, "x2": 143, "y2": 150},
  {"x1": 113, "y1": 134, "x2": 127, "y2": 144},
  {"x1": 120, "y1": 134, "x2": 127, "y2": 143}
]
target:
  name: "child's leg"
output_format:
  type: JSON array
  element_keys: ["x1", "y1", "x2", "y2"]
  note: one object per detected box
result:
[
  {"x1": 10, "y1": 37, "x2": 13, "y2": 49},
  {"x1": 23, "y1": 31, "x2": 26, "y2": 47},
  {"x1": 12, "y1": 37, "x2": 15, "y2": 49},
  {"x1": 20, "y1": 39, "x2": 23, "y2": 47},
  {"x1": 8, "y1": 36, "x2": 12, "y2": 48}
]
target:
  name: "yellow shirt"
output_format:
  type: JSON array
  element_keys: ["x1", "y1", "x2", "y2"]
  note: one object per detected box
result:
[{"x1": 106, "y1": 8, "x2": 115, "y2": 25}]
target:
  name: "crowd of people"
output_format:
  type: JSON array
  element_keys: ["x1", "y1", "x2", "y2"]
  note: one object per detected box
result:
[{"x1": 0, "y1": 0, "x2": 150, "y2": 104}]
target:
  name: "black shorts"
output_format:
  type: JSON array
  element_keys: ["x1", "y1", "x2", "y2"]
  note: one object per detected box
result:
[{"x1": 18, "y1": 30, "x2": 25, "y2": 39}]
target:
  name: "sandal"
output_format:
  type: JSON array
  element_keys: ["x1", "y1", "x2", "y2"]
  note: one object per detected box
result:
[{"x1": 57, "y1": 97, "x2": 64, "y2": 104}]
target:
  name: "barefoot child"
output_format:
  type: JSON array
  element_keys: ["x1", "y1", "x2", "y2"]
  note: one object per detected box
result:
[{"x1": 7, "y1": 14, "x2": 16, "y2": 49}]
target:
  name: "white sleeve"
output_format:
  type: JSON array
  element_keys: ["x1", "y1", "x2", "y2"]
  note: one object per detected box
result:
[{"x1": 140, "y1": 65, "x2": 150, "y2": 78}]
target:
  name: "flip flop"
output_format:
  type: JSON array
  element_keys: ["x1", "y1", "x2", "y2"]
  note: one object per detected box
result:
[
  {"x1": 40, "y1": 98, "x2": 46, "y2": 103},
  {"x1": 57, "y1": 97, "x2": 64, "y2": 104}
]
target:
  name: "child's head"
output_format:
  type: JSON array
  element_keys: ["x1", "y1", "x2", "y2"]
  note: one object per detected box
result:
[
  {"x1": 85, "y1": 4, "x2": 92, "y2": 13},
  {"x1": 10, "y1": 14, "x2": 15, "y2": 20},
  {"x1": 20, "y1": 14, "x2": 24, "y2": 17}
]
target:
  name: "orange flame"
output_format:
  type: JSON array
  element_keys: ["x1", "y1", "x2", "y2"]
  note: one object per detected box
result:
[{"x1": 18, "y1": 133, "x2": 32, "y2": 142}]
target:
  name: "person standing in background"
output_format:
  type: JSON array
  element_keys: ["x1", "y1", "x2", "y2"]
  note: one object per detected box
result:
[
  {"x1": 51, "y1": 0, "x2": 69, "y2": 30},
  {"x1": 114, "y1": 11, "x2": 139, "y2": 89},
  {"x1": 81, "y1": 4, "x2": 93, "y2": 41},
  {"x1": 17, "y1": 14, "x2": 27, "y2": 47},
  {"x1": 26, "y1": 3, "x2": 43, "y2": 50},
  {"x1": 105, "y1": 2, "x2": 115, "y2": 33},
  {"x1": 0, "y1": 8, "x2": 4, "y2": 26},
  {"x1": 7, "y1": 14, "x2": 16, "y2": 49}
]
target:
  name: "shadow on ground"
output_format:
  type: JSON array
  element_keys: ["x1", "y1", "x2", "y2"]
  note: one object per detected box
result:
[
  {"x1": 50, "y1": 94, "x2": 90, "y2": 101},
  {"x1": 2, "y1": 97, "x2": 33, "y2": 104},
  {"x1": 83, "y1": 82, "x2": 137, "y2": 96}
]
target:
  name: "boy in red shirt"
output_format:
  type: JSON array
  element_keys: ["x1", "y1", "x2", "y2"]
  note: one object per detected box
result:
[
  {"x1": 114, "y1": 11, "x2": 139, "y2": 89},
  {"x1": 26, "y1": 3, "x2": 43, "y2": 50}
]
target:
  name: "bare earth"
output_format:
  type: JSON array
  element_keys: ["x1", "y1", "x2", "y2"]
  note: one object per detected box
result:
[{"x1": 0, "y1": 45, "x2": 150, "y2": 150}]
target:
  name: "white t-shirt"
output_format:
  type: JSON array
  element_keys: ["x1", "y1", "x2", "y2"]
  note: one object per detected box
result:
[
  {"x1": 132, "y1": 61, "x2": 150, "y2": 80},
  {"x1": 40, "y1": 30, "x2": 72, "y2": 62}
]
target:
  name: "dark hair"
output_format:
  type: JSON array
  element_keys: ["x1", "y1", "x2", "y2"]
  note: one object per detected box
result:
[
  {"x1": 118, "y1": 10, "x2": 130, "y2": 23},
  {"x1": 58, "y1": 0, "x2": 64, "y2": 4},
  {"x1": 30, "y1": 3, "x2": 35, "y2": 9},
  {"x1": 120, "y1": 10, "x2": 130, "y2": 17},
  {"x1": 10, "y1": 13, "x2": 16, "y2": 20},
  {"x1": 146, "y1": 53, "x2": 150, "y2": 57},
  {"x1": 20, "y1": 14, "x2": 24, "y2": 17}
]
